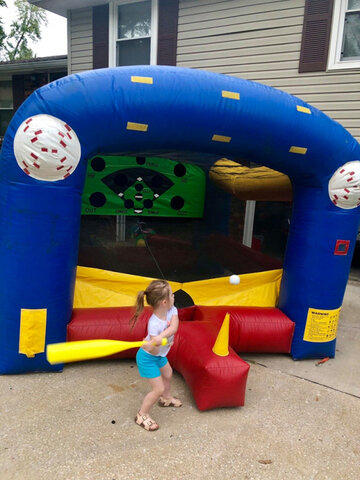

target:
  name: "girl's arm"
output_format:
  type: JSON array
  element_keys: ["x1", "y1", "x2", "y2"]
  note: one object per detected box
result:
[
  {"x1": 152, "y1": 314, "x2": 179, "y2": 345},
  {"x1": 143, "y1": 338, "x2": 160, "y2": 354}
]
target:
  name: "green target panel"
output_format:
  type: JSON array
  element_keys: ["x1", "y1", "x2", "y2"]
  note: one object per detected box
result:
[{"x1": 81, "y1": 156, "x2": 206, "y2": 217}]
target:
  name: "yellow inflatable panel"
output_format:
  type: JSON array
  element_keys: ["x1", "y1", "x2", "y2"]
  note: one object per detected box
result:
[
  {"x1": 209, "y1": 158, "x2": 292, "y2": 202},
  {"x1": 74, "y1": 267, "x2": 181, "y2": 308},
  {"x1": 19, "y1": 308, "x2": 47, "y2": 358},
  {"x1": 74, "y1": 267, "x2": 282, "y2": 308}
]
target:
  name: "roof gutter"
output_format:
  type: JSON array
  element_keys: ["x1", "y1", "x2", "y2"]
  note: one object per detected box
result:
[
  {"x1": 28, "y1": 0, "x2": 105, "y2": 17},
  {"x1": 0, "y1": 58, "x2": 68, "y2": 74}
]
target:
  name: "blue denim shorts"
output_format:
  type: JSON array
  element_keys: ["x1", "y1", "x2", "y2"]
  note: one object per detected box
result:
[{"x1": 136, "y1": 348, "x2": 168, "y2": 378}]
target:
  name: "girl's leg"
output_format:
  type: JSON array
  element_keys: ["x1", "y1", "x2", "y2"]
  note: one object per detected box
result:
[
  {"x1": 160, "y1": 362, "x2": 173, "y2": 400},
  {"x1": 139, "y1": 376, "x2": 164, "y2": 416},
  {"x1": 159, "y1": 362, "x2": 182, "y2": 407}
]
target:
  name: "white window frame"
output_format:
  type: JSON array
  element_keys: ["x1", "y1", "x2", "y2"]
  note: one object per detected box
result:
[
  {"x1": 108, "y1": 0, "x2": 158, "y2": 68},
  {"x1": 328, "y1": 0, "x2": 360, "y2": 70},
  {"x1": 0, "y1": 76, "x2": 14, "y2": 139}
]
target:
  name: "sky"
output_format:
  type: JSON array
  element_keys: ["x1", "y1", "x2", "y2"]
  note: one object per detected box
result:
[{"x1": 0, "y1": 0, "x2": 67, "y2": 57}]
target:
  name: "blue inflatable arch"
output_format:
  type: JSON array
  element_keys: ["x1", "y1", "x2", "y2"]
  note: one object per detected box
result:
[{"x1": 1, "y1": 66, "x2": 360, "y2": 373}]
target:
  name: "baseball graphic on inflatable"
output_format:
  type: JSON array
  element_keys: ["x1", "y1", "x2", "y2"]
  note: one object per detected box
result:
[
  {"x1": 328, "y1": 161, "x2": 360, "y2": 209},
  {"x1": 13, "y1": 114, "x2": 81, "y2": 182}
]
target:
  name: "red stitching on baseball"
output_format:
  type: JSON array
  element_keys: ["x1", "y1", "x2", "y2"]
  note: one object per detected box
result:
[
  {"x1": 34, "y1": 130, "x2": 42, "y2": 135},
  {"x1": 60, "y1": 140, "x2": 67, "y2": 148},
  {"x1": 349, "y1": 171, "x2": 355, "y2": 175},
  {"x1": 23, "y1": 168, "x2": 30, "y2": 175},
  {"x1": 66, "y1": 166, "x2": 72, "y2": 172},
  {"x1": 33, "y1": 162, "x2": 40, "y2": 169},
  {"x1": 347, "y1": 177, "x2": 353, "y2": 182},
  {"x1": 31, "y1": 153, "x2": 38, "y2": 160},
  {"x1": 24, "y1": 126, "x2": 29, "y2": 132},
  {"x1": 60, "y1": 156, "x2": 67, "y2": 163},
  {"x1": 340, "y1": 169, "x2": 345, "y2": 174},
  {"x1": 343, "y1": 196, "x2": 349, "y2": 199},
  {"x1": 65, "y1": 124, "x2": 71, "y2": 132},
  {"x1": 31, "y1": 137, "x2": 38, "y2": 143},
  {"x1": 334, "y1": 194, "x2": 338, "y2": 199},
  {"x1": 22, "y1": 161, "x2": 29, "y2": 167},
  {"x1": 41, "y1": 148, "x2": 48, "y2": 152},
  {"x1": 344, "y1": 188, "x2": 350, "y2": 193},
  {"x1": 58, "y1": 132, "x2": 65, "y2": 138},
  {"x1": 25, "y1": 118, "x2": 32, "y2": 124},
  {"x1": 333, "y1": 200, "x2": 337, "y2": 205},
  {"x1": 57, "y1": 166, "x2": 64, "y2": 170},
  {"x1": 64, "y1": 173, "x2": 70, "y2": 179},
  {"x1": 52, "y1": 149, "x2": 58, "y2": 154},
  {"x1": 67, "y1": 133, "x2": 72, "y2": 140}
]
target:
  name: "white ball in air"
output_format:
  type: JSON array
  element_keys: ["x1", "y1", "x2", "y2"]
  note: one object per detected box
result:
[{"x1": 229, "y1": 274, "x2": 240, "y2": 285}]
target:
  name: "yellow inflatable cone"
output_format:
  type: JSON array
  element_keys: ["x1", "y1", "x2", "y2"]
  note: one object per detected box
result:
[{"x1": 212, "y1": 312, "x2": 230, "y2": 356}]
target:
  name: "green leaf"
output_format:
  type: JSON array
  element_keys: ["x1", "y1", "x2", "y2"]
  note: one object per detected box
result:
[{"x1": 0, "y1": 0, "x2": 47, "y2": 60}]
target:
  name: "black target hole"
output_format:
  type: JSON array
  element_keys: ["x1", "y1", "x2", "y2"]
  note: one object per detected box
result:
[
  {"x1": 171, "y1": 196, "x2": 184, "y2": 210},
  {"x1": 174, "y1": 163, "x2": 186, "y2": 177},
  {"x1": 89, "y1": 192, "x2": 106, "y2": 208},
  {"x1": 91, "y1": 157, "x2": 106, "y2": 172}
]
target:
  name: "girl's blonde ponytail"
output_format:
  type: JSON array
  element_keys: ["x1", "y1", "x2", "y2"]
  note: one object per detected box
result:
[{"x1": 130, "y1": 290, "x2": 145, "y2": 329}]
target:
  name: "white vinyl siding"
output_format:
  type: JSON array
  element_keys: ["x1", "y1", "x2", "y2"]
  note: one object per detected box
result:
[
  {"x1": 177, "y1": 0, "x2": 360, "y2": 141},
  {"x1": 68, "y1": 7, "x2": 93, "y2": 74}
]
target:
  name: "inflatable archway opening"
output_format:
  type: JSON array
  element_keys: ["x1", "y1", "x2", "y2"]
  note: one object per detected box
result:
[{"x1": 0, "y1": 65, "x2": 360, "y2": 375}]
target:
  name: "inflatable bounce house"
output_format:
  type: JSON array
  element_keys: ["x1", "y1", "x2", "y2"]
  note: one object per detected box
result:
[{"x1": 1, "y1": 66, "x2": 359, "y2": 410}]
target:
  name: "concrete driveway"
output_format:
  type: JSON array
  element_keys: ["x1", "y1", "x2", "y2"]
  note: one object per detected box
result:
[{"x1": 1, "y1": 278, "x2": 359, "y2": 480}]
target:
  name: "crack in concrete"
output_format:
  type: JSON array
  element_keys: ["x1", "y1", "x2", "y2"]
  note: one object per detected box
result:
[{"x1": 246, "y1": 359, "x2": 360, "y2": 399}]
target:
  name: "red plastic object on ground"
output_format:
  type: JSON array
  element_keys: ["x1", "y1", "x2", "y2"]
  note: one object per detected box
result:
[{"x1": 67, "y1": 305, "x2": 294, "y2": 410}]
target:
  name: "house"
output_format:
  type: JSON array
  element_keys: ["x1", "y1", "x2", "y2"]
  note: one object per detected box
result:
[
  {"x1": 0, "y1": 55, "x2": 67, "y2": 140},
  {"x1": 28, "y1": 0, "x2": 360, "y2": 142},
  {"x1": 25, "y1": 0, "x2": 360, "y2": 274}
]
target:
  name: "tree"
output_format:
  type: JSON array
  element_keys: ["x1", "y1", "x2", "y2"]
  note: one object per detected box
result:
[
  {"x1": 0, "y1": 0, "x2": 48, "y2": 61},
  {"x1": 0, "y1": 1, "x2": 7, "y2": 50}
]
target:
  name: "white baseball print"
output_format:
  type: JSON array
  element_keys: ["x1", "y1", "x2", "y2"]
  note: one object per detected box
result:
[
  {"x1": 328, "y1": 161, "x2": 360, "y2": 209},
  {"x1": 13, "y1": 114, "x2": 81, "y2": 182}
]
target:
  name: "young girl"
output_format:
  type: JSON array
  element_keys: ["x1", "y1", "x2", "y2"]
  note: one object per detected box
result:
[{"x1": 131, "y1": 279, "x2": 182, "y2": 431}]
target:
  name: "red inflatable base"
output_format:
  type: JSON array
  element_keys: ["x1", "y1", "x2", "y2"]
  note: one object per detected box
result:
[{"x1": 67, "y1": 305, "x2": 294, "y2": 410}]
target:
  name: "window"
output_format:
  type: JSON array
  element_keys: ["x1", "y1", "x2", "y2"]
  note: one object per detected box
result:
[
  {"x1": 328, "y1": 0, "x2": 360, "y2": 69},
  {"x1": 109, "y1": 0, "x2": 158, "y2": 67},
  {"x1": 0, "y1": 80, "x2": 14, "y2": 138}
]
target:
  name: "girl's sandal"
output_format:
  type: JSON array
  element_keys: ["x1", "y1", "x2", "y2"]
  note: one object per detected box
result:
[
  {"x1": 134, "y1": 412, "x2": 159, "y2": 431},
  {"x1": 158, "y1": 396, "x2": 182, "y2": 408}
]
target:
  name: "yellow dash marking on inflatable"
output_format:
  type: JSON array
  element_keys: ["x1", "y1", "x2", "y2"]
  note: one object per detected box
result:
[
  {"x1": 222, "y1": 90, "x2": 240, "y2": 100},
  {"x1": 303, "y1": 307, "x2": 341, "y2": 343},
  {"x1": 19, "y1": 309, "x2": 47, "y2": 358},
  {"x1": 126, "y1": 122, "x2": 148, "y2": 132},
  {"x1": 131, "y1": 76, "x2": 153, "y2": 84},
  {"x1": 289, "y1": 146, "x2": 307, "y2": 155},
  {"x1": 297, "y1": 105, "x2": 311, "y2": 114},
  {"x1": 212, "y1": 134, "x2": 231, "y2": 143}
]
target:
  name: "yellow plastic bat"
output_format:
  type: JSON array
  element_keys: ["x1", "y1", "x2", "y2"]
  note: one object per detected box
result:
[{"x1": 46, "y1": 338, "x2": 168, "y2": 365}]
